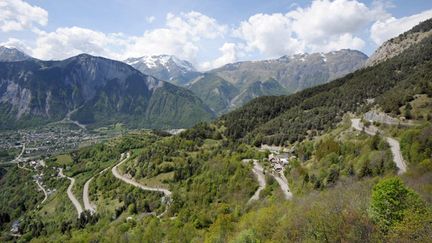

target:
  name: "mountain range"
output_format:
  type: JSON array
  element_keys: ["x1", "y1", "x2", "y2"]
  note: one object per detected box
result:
[
  {"x1": 0, "y1": 46, "x2": 368, "y2": 129},
  {"x1": 190, "y1": 49, "x2": 367, "y2": 113},
  {"x1": 126, "y1": 50, "x2": 367, "y2": 114},
  {"x1": 0, "y1": 53, "x2": 214, "y2": 130},
  {"x1": 125, "y1": 55, "x2": 201, "y2": 86}
]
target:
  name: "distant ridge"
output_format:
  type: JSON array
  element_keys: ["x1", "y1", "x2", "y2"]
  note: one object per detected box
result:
[{"x1": 0, "y1": 46, "x2": 33, "y2": 62}]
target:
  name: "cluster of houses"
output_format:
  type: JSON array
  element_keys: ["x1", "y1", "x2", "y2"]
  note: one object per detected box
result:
[
  {"x1": 260, "y1": 144, "x2": 297, "y2": 173},
  {"x1": 29, "y1": 159, "x2": 46, "y2": 169},
  {"x1": 268, "y1": 153, "x2": 289, "y2": 172}
]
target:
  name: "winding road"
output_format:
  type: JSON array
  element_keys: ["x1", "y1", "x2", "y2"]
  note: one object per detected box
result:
[
  {"x1": 82, "y1": 153, "x2": 138, "y2": 215},
  {"x1": 10, "y1": 143, "x2": 49, "y2": 207},
  {"x1": 16, "y1": 143, "x2": 26, "y2": 162},
  {"x1": 386, "y1": 137, "x2": 408, "y2": 174},
  {"x1": 83, "y1": 177, "x2": 96, "y2": 214},
  {"x1": 59, "y1": 168, "x2": 83, "y2": 217},
  {"x1": 351, "y1": 119, "x2": 377, "y2": 136},
  {"x1": 1, "y1": 143, "x2": 27, "y2": 166},
  {"x1": 36, "y1": 179, "x2": 48, "y2": 205},
  {"x1": 243, "y1": 159, "x2": 293, "y2": 200},
  {"x1": 112, "y1": 152, "x2": 172, "y2": 217},
  {"x1": 243, "y1": 159, "x2": 266, "y2": 202},
  {"x1": 351, "y1": 118, "x2": 407, "y2": 174},
  {"x1": 272, "y1": 168, "x2": 293, "y2": 200},
  {"x1": 82, "y1": 156, "x2": 121, "y2": 214}
]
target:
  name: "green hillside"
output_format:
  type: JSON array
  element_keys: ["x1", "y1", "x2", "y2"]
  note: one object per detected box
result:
[
  {"x1": 189, "y1": 73, "x2": 239, "y2": 114},
  {"x1": 221, "y1": 26, "x2": 432, "y2": 145}
]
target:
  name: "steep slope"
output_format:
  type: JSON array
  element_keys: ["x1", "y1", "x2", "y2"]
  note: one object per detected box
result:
[
  {"x1": 210, "y1": 49, "x2": 367, "y2": 92},
  {"x1": 125, "y1": 55, "x2": 201, "y2": 86},
  {"x1": 125, "y1": 50, "x2": 366, "y2": 113},
  {"x1": 366, "y1": 18, "x2": 432, "y2": 67},
  {"x1": 0, "y1": 54, "x2": 214, "y2": 129},
  {"x1": 229, "y1": 78, "x2": 287, "y2": 109},
  {"x1": 0, "y1": 46, "x2": 33, "y2": 62},
  {"x1": 186, "y1": 49, "x2": 366, "y2": 113},
  {"x1": 188, "y1": 73, "x2": 239, "y2": 114},
  {"x1": 188, "y1": 74, "x2": 288, "y2": 114},
  {"x1": 221, "y1": 20, "x2": 432, "y2": 145}
]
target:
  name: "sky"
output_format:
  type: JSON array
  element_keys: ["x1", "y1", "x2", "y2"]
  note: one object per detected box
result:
[{"x1": 1, "y1": 0, "x2": 432, "y2": 70}]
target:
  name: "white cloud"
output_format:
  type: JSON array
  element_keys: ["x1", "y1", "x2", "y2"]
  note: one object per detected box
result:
[
  {"x1": 200, "y1": 42, "x2": 240, "y2": 70},
  {"x1": 312, "y1": 33, "x2": 365, "y2": 52},
  {"x1": 2, "y1": 1, "x2": 430, "y2": 70},
  {"x1": 16, "y1": 12, "x2": 227, "y2": 60},
  {"x1": 370, "y1": 9, "x2": 432, "y2": 45},
  {"x1": 26, "y1": 11, "x2": 226, "y2": 63},
  {"x1": 166, "y1": 11, "x2": 226, "y2": 40},
  {"x1": 234, "y1": 13, "x2": 304, "y2": 57},
  {"x1": 123, "y1": 11, "x2": 226, "y2": 61},
  {"x1": 288, "y1": 0, "x2": 382, "y2": 43},
  {"x1": 234, "y1": 0, "x2": 389, "y2": 58},
  {"x1": 31, "y1": 27, "x2": 126, "y2": 60},
  {"x1": 0, "y1": 0, "x2": 48, "y2": 32},
  {"x1": 0, "y1": 38, "x2": 33, "y2": 54}
]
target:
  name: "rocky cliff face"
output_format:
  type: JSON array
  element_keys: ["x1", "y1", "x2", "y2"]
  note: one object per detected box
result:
[
  {"x1": 366, "y1": 18, "x2": 432, "y2": 67},
  {"x1": 366, "y1": 31, "x2": 432, "y2": 67},
  {"x1": 0, "y1": 54, "x2": 214, "y2": 129}
]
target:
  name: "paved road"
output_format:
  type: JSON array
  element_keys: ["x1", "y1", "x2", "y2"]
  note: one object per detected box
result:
[
  {"x1": 243, "y1": 158, "x2": 292, "y2": 200},
  {"x1": 2, "y1": 143, "x2": 26, "y2": 165},
  {"x1": 351, "y1": 118, "x2": 378, "y2": 136},
  {"x1": 386, "y1": 137, "x2": 408, "y2": 174},
  {"x1": 35, "y1": 179, "x2": 48, "y2": 205},
  {"x1": 59, "y1": 168, "x2": 83, "y2": 217},
  {"x1": 243, "y1": 159, "x2": 266, "y2": 202},
  {"x1": 83, "y1": 177, "x2": 96, "y2": 214},
  {"x1": 112, "y1": 153, "x2": 172, "y2": 197},
  {"x1": 272, "y1": 168, "x2": 293, "y2": 200},
  {"x1": 16, "y1": 143, "x2": 26, "y2": 161},
  {"x1": 82, "y1": 154, "x2": 127, "y2": 215},
  {"x1": 112, "y1": 152, "x2": 172, "y2": 217},
  {"x1": 12, "y1": 144, "x2": 48, "y2": 207},
  {"x1": 351, "y1": 118, "x2": 407, "y2": 174}
]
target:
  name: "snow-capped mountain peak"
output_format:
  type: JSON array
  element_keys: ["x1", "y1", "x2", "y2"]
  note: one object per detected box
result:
[
  {"x1": 125, "y1": 55, "x2": 195, "y2": 72},
  {"x1": 124, "y1": 55, "x2": 199, "y2": 86}
]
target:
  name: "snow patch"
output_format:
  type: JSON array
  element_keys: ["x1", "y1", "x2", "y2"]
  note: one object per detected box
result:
[
  {"x1": 320, "y1": 53, "x2": 327, "y2": 62},
  {"x1": 125, "y1": 55, "x2": 195, "y2": 72}
]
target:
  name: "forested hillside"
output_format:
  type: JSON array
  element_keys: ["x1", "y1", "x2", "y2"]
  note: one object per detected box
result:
[
  {"x1": 2, "y1": 116, "x2": 431, "y2": 242},
  {"x1": 221, "y1": 23, "x2": 432, "y2": 145}
]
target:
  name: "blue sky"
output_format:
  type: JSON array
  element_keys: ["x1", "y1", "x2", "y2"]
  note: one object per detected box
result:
[{"x1": 1, "y1": 0, "x2": 432, "y2": 70}]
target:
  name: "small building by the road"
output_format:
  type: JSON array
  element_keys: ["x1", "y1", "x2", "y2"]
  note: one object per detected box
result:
[{"x1": 10, "y1": 220, "x2": 20, "y2": 234}]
